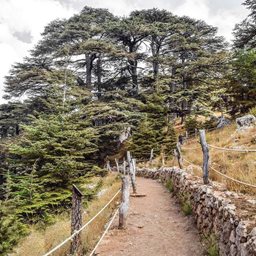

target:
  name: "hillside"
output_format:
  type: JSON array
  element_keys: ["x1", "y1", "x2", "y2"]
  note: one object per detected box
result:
[{"x1": 179, "y1": 124, "x2": 256, "y2": 195}]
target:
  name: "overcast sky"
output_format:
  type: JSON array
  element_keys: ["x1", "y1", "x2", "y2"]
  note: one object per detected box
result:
[{"x1": 0, "y1": 0, "x2": 249, "y2": 103}]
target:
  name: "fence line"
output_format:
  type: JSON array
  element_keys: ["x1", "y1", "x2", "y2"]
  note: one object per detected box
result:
[
  {"x1": 182, "y1": 157, "x2": 256, "y2": 189},
  {"x1": 43, "y1": 189, "x2": 121, "y2": 256},
  {"x1": 89, "y1": 208, "x2": 119, "y2": 256},
  {"x1": 181, "y1": 146, "x2": 200, "y2": 150},
  {"x1": 209, "y1": 166, "x2": 256, "y2": 188},
  {"x1": 208, "y1": 144, "x2": 256, "y2": 153}
]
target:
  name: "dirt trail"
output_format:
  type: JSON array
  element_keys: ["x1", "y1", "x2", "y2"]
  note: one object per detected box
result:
[{"x1": 95, "y1": 177, "x2": 204, "y2": 256}]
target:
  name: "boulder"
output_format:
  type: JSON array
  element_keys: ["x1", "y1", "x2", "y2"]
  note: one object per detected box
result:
[
  {"x1": 236, "y1": 115, "x2": 256, "y2": 130},
  {"x1": 216, "y1": 116, "x2": 231, "y2": 129}
]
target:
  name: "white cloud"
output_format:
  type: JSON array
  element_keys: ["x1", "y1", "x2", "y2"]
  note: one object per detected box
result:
[
  {"x1": 0, "y1": 0, "x2": 75, "y2": 102},
  {"x1": 173, "y1": 0, "x2": 249, "y2": 42},
  {"x1": 0, "y1": 0, "x2": 249, "y2": 103}
]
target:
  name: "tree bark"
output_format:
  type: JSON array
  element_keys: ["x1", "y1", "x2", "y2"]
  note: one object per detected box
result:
[
  {"x1": 119, "y1": 176, "x2": 130, "y2": 229},
  {"x1": 199, "y1": 130, "x2": 209, "y2": 184},
  {"x1": 70, "y1": 185, "x2": 83, "y2": 256},
  {"x1": 96, "y1": 54, "x2": 102, "y2": 98}
]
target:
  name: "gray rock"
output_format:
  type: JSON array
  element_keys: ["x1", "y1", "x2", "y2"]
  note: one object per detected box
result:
[
  {"x1": 217, "y1": 116, "x2": 231, "y2": 129},
  {"x1": 236, "y1": 115, "x2": 256, "y2": 130}
]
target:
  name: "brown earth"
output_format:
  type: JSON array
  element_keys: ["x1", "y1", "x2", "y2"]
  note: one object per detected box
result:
[{"x1": 94, "y1": 177, "x2": 205, "y2": 256}]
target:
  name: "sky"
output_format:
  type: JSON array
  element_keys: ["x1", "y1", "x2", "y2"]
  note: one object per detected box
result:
[{"x1": 0, "y1": 0, "x2": 249, "y2": 103}]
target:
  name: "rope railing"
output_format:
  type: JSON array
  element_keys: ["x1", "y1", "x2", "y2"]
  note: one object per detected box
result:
[
  {"x1": 182, "y1": 157, "x2": 256, "y2": 189},
  {"x1": 208, "y1": 144, "x2": 256, "y2": 153},
  {"x1": 209, "y1": 166, "x2": 256, "y2": 188},
  {"x1": 43, "y1": 189, "x2": 121, "y2": 256},
  {"x1": 181, "y1": 146, "x2": 200, "y2": 150},
  {"x1": 89, "y1": 208, "x2": 119, "y2": 256}
]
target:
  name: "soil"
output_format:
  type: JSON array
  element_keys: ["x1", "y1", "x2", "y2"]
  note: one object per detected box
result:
[{"x1": 94, "y1": 177, "x2": 205, "y2": 256}]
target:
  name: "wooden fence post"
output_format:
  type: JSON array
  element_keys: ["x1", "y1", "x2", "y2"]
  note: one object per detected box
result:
[
  {"x1": 119, "y1": 176, "x2": 130, "y2": 229},
  {"x1": 123, "y1": 159, "x2": 126, "y2": 175},
  {"x1": 106, "y1": 160, "x2": 111, "y2": 172},
  {"x1": 175, "y1": 142, "x2": 183, "y2": 169},
  {"x1": 115, "y1": 158, "x2": 119, "y2": 173},
  {"x1": 70, "y1": 185, "x2": 83, "y2": 256},
  {"x1": 199, "y1": 129, "x2": 209, "y2": 184},
  {"x1": 195, "y1": 128, "x2": 198, "y2": 137},
  {"x1": 127, "y1": 151, "x2": 137, "y2": 194},
  {"x1": 149, "y1": 149, "x2": 154, "y2": 164},
  {"x1": 132, "y1": 158, "x2": 136, "y2": 189}
]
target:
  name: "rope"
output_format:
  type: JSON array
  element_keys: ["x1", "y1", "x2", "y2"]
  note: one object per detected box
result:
[
  {"x1": 209, "y1": 166, "x2": 256, "y2": 188},
  {"x1": 208, "y1": 144, "x2": 256, "y2": 153},
  {"x1": 43, "y1": 189, "x2": 121, "y2": 256},
  {"x1": 183, "y1": 158, "x2": 201, "y2": 168},
  {"x1": 89, "y1": 208, "x2": 119, "y2": 256},
  {"x1": 183, "y1": 157, "x2": 256, "y2": 189},
  {"x1": 181, "y1": 146, "x2": 200, "y2": 150}
]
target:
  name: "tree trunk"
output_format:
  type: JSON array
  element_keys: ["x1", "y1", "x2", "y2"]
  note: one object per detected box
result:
[
  {"x1": 86, "y1": 54, "x2": 93, "y2": 88},
  {"x1": 151, "y1": 38, "x2": 160, "y2": 81},
  {"x1": 70, "y1": 185, "x2": 83, "y2": 256},
  {"x1": 128, "y1": 59, "x2": 138, "y2": 92},
  {"x1": 96, "y1": 54, "x2": 102, "y2": 98}
]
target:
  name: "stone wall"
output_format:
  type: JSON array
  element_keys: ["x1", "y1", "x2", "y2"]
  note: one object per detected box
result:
[{"x1": 137, "y1": 167, "x2": 256, "y2": 256}]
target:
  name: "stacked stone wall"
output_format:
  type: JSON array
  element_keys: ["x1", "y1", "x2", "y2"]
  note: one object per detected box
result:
[{"x1": 137, "y1": 167, "x2": 256, "y2": 256}]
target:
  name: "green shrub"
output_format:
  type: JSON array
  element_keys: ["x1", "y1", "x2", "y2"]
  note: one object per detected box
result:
[
  {"x1": 249, "y1": 107, "x2": 256, "y2": 116},
  {"x1": 181, "y1": 201, "x2": 193, "y2": 216},
  {"x1": 179, "y1": 193, "x2": 193, "y2": 216},
  {"x1": 185, "y1": 117, "x2": 202, "y2": 135},
  {"x1": 0, "y1": 206, "x2": 29, "y2": 255},
  {"x1": 203, "y1": 234, "x2": 219, "y2": 256},
  {"x1": 165, "y1": 179, "x2": 174, "y2": 192}
]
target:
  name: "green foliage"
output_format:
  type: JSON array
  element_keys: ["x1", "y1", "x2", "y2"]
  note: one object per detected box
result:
[
  {"x1": 179, "y1": 193, "x2": 193, "y2": 216},
  {"x1": 129, "y1": 118, "x2": 158, "y2": 159},
  {"x1": 227, "y1": 50, "x2": 256, "y2": 115},
  {"x1": 0, "y1": 4, "x2": 243, "y2": 254},
  {"x1": 185, "y1": 117, "x2": 202, "y2": 135},
  {"x1": 249, "y1": 107, "x2": 256, "y2": 116},
  {"x1": 181, "y1": 200, "x2": 193, "y2": 216},
  {"x1": 233, "y1": 0, "x2": 256, "y2": 49},
  {"x1": 0, "y1": 203, "x2": 29, "y2": 256},
  {"x1": 203, "y1": 234, "x2": 219, "y2": 256},
  {"x1": 8, "y1": 114, "x2": 98, "y2": 186},
  {"x1": 162, "y1": 123, "x2": 176, "y2": 157},
  {"x1": 165, "y1": 179, "x2": 174, "y2": 193}
]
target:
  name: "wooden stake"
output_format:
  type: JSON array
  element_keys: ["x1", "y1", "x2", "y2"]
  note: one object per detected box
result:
[
  {"x1": 70, "y1": 185, "x2": 83, "y2": 256},
  {"x1": 106, "y1": 160, "x2": 111, "y2": 172},
  {"x1": 149, "y1": 149, "x2": 154, "y2": 164},
  {"x1": 199, "y1": 129, "x2": 209, "y2": 184},
  {"x1": 119, "y1": 176, "x2": 130, "y2": 229},
  {"x1": 175, "y1": 142, "x2": 183, "y2": 169},
  {"x1": 132, "y1": 158, "x2": 136, "y2": 192},
  {"x1": 115, "y1": 158, "x2": 120, "y2": 173},
  {"x1": 127, "y1": 151, "x2": 136, "y2": 194},
  {"x1": 123, "y1": 159, "x2": 126, "y2": 175}
]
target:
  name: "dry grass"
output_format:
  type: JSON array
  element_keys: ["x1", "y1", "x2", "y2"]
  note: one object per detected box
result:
[
  {"x1": 10, "y1": 173, "x2": 121, "y2": 256},
  {"x1": 181, "y1": 124, "x2": 256, "y2": 195}
]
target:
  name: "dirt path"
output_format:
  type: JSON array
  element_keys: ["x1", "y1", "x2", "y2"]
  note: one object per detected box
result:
[{"x1": 95, "y1": 177, "x2": 204, "y2": 256}]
